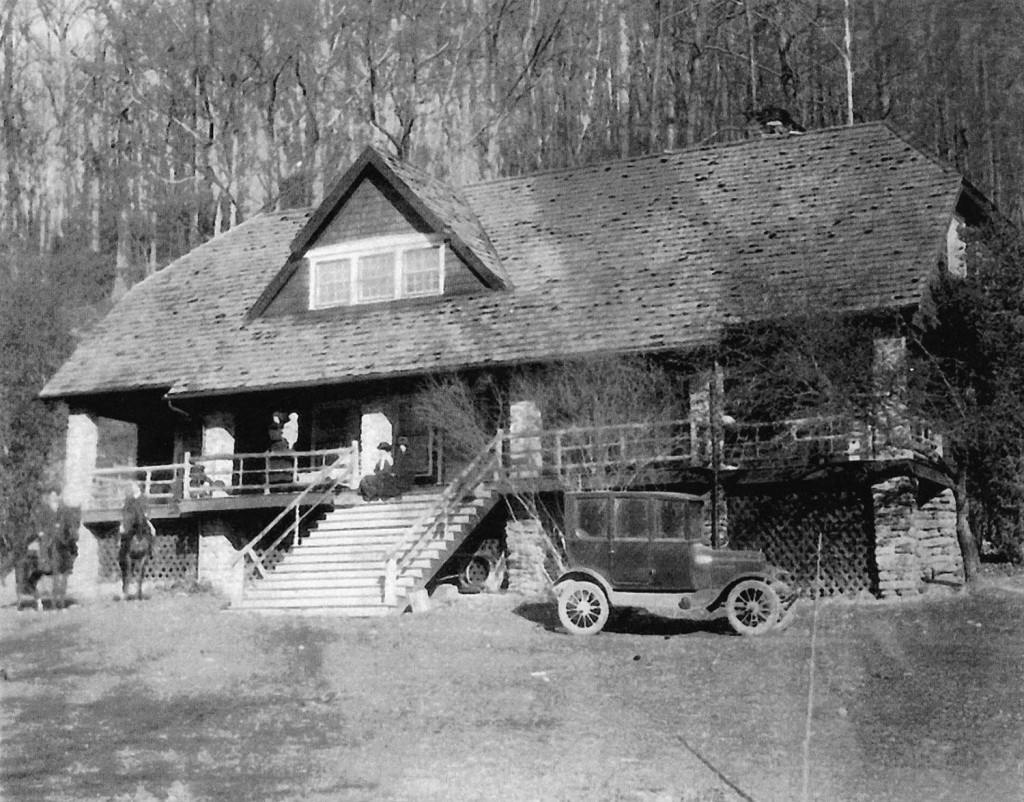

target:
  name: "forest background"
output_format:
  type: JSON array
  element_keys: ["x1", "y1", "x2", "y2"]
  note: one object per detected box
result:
[{"x1": 3, "y1": 0, "x2": 1024, "y2": 561}]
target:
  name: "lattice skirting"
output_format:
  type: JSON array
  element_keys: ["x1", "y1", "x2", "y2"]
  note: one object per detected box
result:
[
  {"x1": 98, "y1": 528, "x2": 199, "y2": 584},
  {"x1": 246, "y1": 541, "x2": 292, "y2": 583},
  {"x1": 728, "y1": 488, "x2": 876, "y2": 597}
]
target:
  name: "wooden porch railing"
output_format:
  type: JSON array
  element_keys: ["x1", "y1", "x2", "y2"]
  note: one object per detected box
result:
[
  {"x1": 90, "y1": 464, "x2": 182, "y2": 509},
  {"x1": 231, "y1": 452, "x2": 354, "y2": 581},
  {"x1": 716, "y1": 415, "x2": 944, "y2": 467},
  {"x1": 183, "y1": 444, "x2": 360, "y2": 498},
  {"x1": 500, "y1": 419, "x2": 693, "y2": 488},
  {"x1": 85, "y1": 445, "x2": 360, "y2": 509}
]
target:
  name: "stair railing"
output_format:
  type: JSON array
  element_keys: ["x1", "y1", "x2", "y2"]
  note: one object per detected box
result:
[
  {"x1": 383, "y1": 430, "x2": 505, "y2": 606},
  {"x1": 232, "y1": 449, "x2": 357, "y2": 581}
]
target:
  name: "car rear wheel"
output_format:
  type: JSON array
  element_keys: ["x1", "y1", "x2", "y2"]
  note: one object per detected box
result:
[
  {"x1": 726, "y1": 579, "x2": 780, "y2": 636},
  {"x1": 557, "y1": 580, "x2": 610, "y2": 635},
  {"x1": 459, "y1": 556, "x2": 490, "y2": 593}
]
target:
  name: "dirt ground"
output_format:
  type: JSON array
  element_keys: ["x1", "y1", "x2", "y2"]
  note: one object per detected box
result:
[{"x1": 2, "y1": 574, "x2": 1023, "y2": 802}]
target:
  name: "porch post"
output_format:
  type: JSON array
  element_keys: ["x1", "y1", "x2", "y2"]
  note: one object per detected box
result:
[
  {"x1": 872, "y1": 336, "x2": 910, "y2": 458},
  {"x1": 63, "y1": 409, "x2": 98, "y2": 508},
  {"x1": 202, "y1": 413, "x2": 235, "y2": 493},
  {"x1": 509, "y1": 401, "x2": 542, "y2": 480},
  {"x1": 197, "y1": 517, "x2": 244, "y2": 603},
  {"x1": 63, "y1": 409, "x2": 101, "y2": 600},
  {"x1": 690, "y1": 366, "x2": 727, "y2": 545}
]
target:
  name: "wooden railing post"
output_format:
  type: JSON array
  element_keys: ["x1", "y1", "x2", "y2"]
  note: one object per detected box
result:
[
  {"x1": 182, "y1": 452, "x2": 192, "y2": 500},
  {"x1": 384, "y1": 556, "x2": 397, "y2": 606}
]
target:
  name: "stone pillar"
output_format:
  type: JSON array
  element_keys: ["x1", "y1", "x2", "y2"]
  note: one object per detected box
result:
[
  {"x1": 873, "y1": 478, "x2": 965, "y2": 598},
  {"x1": 509, "y1": 400, "x2": 542, "y2": 479},
  {"x1": 872, "y1": 336, "x2": 911, "y2": 458},
  {"x1": 690, "y1": 368, "x2": 727, "y2": 544},
  {"x1": 872, "y1": 476, "x2": 920, "y2": 598},
  {"x1": 198, "y1": 518, "x2": 244, "y2": 603},
  {"x1": 689, "y1": 372, "x2": 711, "y2": 464},
  {"x1": 67, "y1": 523, "x2": 101, "y2": 601},
  {"x1": 506, "y1": 518, "x2": 551, "y2": 596},
  {"x1": 63, "y1": 410, "x2": 99, "y2": 508},
  {"x1": 64, "y1": 411, "x2": 102, "y2": 601},
  {"x1": 911, "y1": 488, "x2": 964, "y2": 587},
  {"x1": 202, "y1": 413, "x2": 235, "y2": 492}
]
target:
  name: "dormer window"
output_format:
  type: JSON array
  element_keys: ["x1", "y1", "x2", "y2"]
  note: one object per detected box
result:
[{"x1": 309, "y1": 233, "x2": 445, "y2": 309}]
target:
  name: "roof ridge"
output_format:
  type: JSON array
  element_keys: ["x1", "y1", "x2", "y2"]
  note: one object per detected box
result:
[{"x1": 461, "y1": 120, "x2": 915, "y2": 189}]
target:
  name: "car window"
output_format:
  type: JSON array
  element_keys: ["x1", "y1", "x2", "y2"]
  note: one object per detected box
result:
[
  {"x1": 655, "y1": 499, "x2": 689, "y2": 539},
  {"x1": 615, "y1": 497, "x2": 650, "y2": 540},
  {"x1": 574, "y1": 496, "x2": 609, "y2": 539}
]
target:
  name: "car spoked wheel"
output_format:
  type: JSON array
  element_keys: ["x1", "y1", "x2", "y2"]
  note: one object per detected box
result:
[
  {"x1": 726, "y1": 579, "x2": 781, "y2": 636},
  {"x1": 459, "y1": 556, "x2": 490, "y2": 593},
  {"x1": 557, "y1": 580, "x2": 610, "y2": 635}
]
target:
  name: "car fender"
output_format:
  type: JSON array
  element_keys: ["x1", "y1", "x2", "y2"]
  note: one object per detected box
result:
[
  {"x1": 707, "y1": 572, "x2": 781, "y2": 611},
  {"x1": 553, "y1": 569, "x2": 613, "y2": 600}
]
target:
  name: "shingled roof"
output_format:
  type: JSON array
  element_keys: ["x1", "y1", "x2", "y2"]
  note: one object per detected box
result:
[{"x1": 42, "y1": 122, "x2": 971, "y2": 402}]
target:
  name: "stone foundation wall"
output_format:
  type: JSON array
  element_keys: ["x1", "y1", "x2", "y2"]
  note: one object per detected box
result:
[
  {"x1": 67, "y1": 522, "x2": 101, "y2": 601},
  {"x1": 911, "y1": 489, "x2": 964, "y2": 586},
  {"x1": 198, "y1": 518, "x2": 244, "y2": 604},
  {"x1": 872, "y1": 477, "x2": 964, "y2": 598},
  {"x1": 505, "y1": 519, "x2": 551, "y2": 597}
]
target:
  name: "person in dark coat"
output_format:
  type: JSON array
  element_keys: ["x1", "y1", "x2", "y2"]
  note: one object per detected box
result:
[
  {"x1": 22, "y1": 489, "x2": 79, "y2": 609},
  {"x1": 267, "y1": 411, "x2": 294, "y2": 486},
  {"x1": 118, "y1": 484, "x2": 152, "y2": 581},
  {"x1": 358, "y1": 439, "x2": 415, "y2": 501}
]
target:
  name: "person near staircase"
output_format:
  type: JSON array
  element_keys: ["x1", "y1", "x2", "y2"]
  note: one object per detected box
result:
[{"x1": 358, "y1": 440, "x2": 413, "y2": 501}]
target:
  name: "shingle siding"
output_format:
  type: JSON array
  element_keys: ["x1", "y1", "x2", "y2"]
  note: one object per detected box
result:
[{"x1": 317, "y1": 173, "x2": 432, "y2": 246}]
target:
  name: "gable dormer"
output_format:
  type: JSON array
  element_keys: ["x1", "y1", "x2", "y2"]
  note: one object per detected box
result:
[{"x1": 250, "y1": 146, "x2": 507, "y2": 318}]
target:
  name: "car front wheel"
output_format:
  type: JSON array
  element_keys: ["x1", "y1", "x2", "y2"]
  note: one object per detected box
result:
[
  {"x1": 725, "y1": 579, "x2": 781, "y2": 636},
  {"x1": 557, "y1": 580, "x2": 610, "y2": 635}
]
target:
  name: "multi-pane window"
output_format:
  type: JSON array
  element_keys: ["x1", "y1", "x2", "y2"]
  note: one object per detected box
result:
[
  {"x1": 309, "y1": 236, "x2": 444, "y2": 309},
  {"x1": 313, "y1": 257, "x2": 351, "y2": 308},
  {"x1": 403, "y1": 247, "x2": 442, "y2": 297},
  {"x1": 356, "y1": 252, "x2": 395, "y2": 303}
]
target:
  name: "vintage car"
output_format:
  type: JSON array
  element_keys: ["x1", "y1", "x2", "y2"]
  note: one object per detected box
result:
[{"x1": 553, "y1": 491, "x2": 795, "y2": 636}]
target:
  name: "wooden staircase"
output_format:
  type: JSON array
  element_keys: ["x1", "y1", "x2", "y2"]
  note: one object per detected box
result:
[{"x1": 233, "y1": 486, "x2": 500, "y2": 615}]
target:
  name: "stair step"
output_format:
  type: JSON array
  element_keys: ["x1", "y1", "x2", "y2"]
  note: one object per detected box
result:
[
  {"x1": 320, "y1": 509, "x2": 426, "y2": 519},
  {"x1": 268, "y1": 561, "x2": 395, "y2": 573},
  {"x1": 312, "y1": 524, "x2": 417, "y2": 536},
  {"x1": 251, "y1": 575, "x2": 416, "y2": 591},
  {"x1": 298, "y1": 534, "x2": 405, "y2": 546},
  {"x1": 237, "y1": 482, "x2": 498, "y2": 616},
  {"x1": 243, "y1": 586, "x2": 390, "y2": 601},
  {"x1": 280, "y1": 547, "x2": 448, "y2": 566},
  {"x1": 288, "y1": 544, "x2": 395, "y2": 557}
]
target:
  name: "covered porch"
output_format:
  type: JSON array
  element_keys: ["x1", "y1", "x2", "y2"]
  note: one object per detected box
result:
[{"x1": 75, "y1": 411, "x2": 946, "y2": 519}]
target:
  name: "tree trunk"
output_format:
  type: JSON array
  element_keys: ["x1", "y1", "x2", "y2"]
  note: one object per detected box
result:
[
  {"x1": 843, "y1": 0, "x2": 854, "y2": 125},
  {"x1": 743, "y1": 0, "x2": 758, "y2": 109},
  {"x1": 616, "y1": 5, "x2": 630, "y2": 158},
  {"x1": 955, "y1": 467, "x2": 981, "y2": 584}
]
